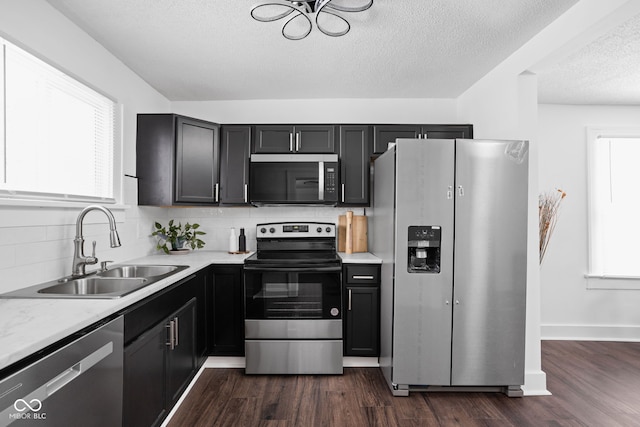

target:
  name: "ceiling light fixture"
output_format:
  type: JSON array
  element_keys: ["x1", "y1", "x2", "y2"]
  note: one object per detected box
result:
[{"x1": 250, "y1": 0, "x2": 373, "y2": 41}]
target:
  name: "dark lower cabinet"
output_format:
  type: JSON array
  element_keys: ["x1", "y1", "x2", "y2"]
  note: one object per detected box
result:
[
  {"x1": 166, "y1": 299, "x2": 197, "y2": 406},
  {"x1": 123, "y1": 319, "x2": 167, "y2": 427},
  {"x1": 123, "y1": 298, "x2": 196, "y2": 427},
  {"x1": 209, "y1": 265, "x2": 244, "y2": 356},
  {"x1": 123, "y1": 273, "x2": 204, "y2": 427},
  {"x1": 343, "y1": 264, "x2": 381, "y2": 356}
]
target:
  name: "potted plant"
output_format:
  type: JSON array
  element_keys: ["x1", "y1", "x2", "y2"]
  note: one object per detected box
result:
[{"x1": 152, "y1": 220, "x2": 206, "y2": 254}]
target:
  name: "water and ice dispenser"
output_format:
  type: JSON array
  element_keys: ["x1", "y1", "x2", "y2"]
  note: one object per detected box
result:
[{"x1": 407, "y1": 226, "x2": 441, "y2": 273}]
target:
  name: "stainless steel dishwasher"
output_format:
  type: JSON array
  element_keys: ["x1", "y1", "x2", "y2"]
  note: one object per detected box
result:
[{"x1": 0, "y1": 316, "x2": 124, "y2": 427}]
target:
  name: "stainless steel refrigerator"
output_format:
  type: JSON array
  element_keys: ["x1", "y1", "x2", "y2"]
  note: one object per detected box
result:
[{"x1": 371, "y1": 138, "x2": 529, "y2": 397}]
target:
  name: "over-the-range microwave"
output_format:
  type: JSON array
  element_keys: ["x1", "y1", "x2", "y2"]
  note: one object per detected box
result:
[{"x1": 249, "y1": 154, "x2": 339, "y2": 206}]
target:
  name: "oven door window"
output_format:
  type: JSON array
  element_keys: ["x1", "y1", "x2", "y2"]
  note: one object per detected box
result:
[
  {"x1": 250, "y1": 162, "x2": 320, "y2": 203},
  {"x1": 245, "y1": 271, "x2": 341, "y2": 319}
]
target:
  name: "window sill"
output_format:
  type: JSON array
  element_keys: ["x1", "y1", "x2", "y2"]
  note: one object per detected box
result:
[
  {"x1": 0, "y1": 197, "x2": 130, "y2": 211},
  {"x1": 585, "y1": 274, "x2": 640, "y2": 290}
]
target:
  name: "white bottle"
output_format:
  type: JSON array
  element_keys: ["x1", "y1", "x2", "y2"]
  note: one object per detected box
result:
[{"x1": 229, "y1": 227, "x2": 238, "y2": 253}]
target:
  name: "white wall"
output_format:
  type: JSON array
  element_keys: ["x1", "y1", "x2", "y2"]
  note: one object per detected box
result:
[
  {"x1": 172, "y1": 98, "x2": 458, "y2": 125},
  {"x1": 538, "y1": 104, "x2": 640, "y2": 340},
  {"x1": 0, "y1": 0, "x2": 170, "y2": 293}
]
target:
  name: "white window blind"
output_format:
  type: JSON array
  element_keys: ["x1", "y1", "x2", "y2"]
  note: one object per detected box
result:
[
  {"x1": 587, "y1": 129, "x2": 640, "y2": 279},
  {"x1": 0, "y1": 39, "x2": 116, "y2": 201}
]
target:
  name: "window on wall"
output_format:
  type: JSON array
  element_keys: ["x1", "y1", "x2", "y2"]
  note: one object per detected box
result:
[
  {"x1": 587, "y1": 127, "x2": 640, "y2": 282},
  {"x1": 0, "y1": 38, "x2": 117, "y2": 202}
]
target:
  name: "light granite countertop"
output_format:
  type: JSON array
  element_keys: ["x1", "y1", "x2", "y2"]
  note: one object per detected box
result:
[
  {"x1": 0, "y1": 250, "x2": 381, "y2": 372},
  {"x1": 0, "y1": 251, "x2": 251, "y2": 372},
  {"x1": 339, "y1": 252, "x2": 382, "y2": 264}
]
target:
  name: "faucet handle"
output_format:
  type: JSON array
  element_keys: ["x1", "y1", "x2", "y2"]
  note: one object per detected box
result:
[
  {"x1": 91, "y1": 240, "x2": 97, "y2": 258},
  {"x1": 100, "y1": 260, "x2": 114, "y2": 271}
]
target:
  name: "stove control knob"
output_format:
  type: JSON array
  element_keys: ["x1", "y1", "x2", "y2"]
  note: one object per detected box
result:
[
  {"x1": 317, "y1": 227, "x2": 322, "y2": 233},
  {"x1": 326, "y1": 227, "x2": 331, "y2": 233},
  {"x1": 269, "y1": 227, "x2": 276, "y2": 233},
  {"x1": 260, "y1": 227, "x2": 267, "y2": 234}
]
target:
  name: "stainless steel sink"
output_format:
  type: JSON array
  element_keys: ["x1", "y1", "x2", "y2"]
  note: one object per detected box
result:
[
  {"x1": 0, "y1": 264, "x2": 189, "y2": 299},
  {"x1": 97, "y1": 265, "x2": 180, "y2": 278},
  {"x1": 37, "y1": 277, "x2": 148, "y2": 296}
]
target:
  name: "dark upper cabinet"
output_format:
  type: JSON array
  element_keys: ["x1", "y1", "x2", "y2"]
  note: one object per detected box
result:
[
  {"x1": 137, "y1": 114, "x2": 220, "y2": 206},
  {"x1": 343, "y1": 264, "x2": 381, "y2": 357},
  {"x1": 422, "y1": 124, "x2": 473, "y2": 140},
  {"x1": 253, "y1": 125, "x2": 336, "y2": 153},
  {"x1": 220, "y1": 125, "x2": 251, "y2": 205},
  {"x1": 209, "y1": 265, "x2": 244, "y2": 356},
  {"x1": 373, "y1": 125, "x2": 421, "y2": 154},
  {"x1": 338, "y1": 125, "x2": 371, "y2": 206},
  {"x1": 372, "y1": 124, "x2": 473, "y2": 154}
]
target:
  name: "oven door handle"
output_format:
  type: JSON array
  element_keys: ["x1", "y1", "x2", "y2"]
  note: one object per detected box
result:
[{"x1": 243, "y1": 265, "x2": 342, "y2": 273}]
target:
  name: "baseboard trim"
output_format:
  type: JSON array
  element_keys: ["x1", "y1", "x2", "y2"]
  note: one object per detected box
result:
[
  {"x1": 542, "y1": 324, "x2": 640, "y2": 342},
  {"x1": 202, "y1": 356, "x2": 380, "y2": 369},
  {"x1": 522, "y1": 370, "x2": 551, "y2": 396}
]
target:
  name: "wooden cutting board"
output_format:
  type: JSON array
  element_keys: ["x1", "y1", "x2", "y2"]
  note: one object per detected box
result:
[{"x1": 338, "y1": 214, "x2": 368, "y2": 253}]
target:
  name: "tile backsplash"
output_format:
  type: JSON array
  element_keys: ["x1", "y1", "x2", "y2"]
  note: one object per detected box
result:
[
  {"x1": 151, "y1": 206, "x2": 365, "y2": 253},
  {"x1": 0, "y1": 204, "x2": 364, "y2": 293}
]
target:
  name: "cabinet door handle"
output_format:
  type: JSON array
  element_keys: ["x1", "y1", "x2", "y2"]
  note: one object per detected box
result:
[
  {"x1": 295, "y1": 132, "x2": 300, "y2": 152},
  {"x1": 352, "y1": 275, "x2": 374, "y2": 280},
  {"x1": 458, "y1": 185, "x2": 464, "y2": 197},
  {"x1": 447, "y1": 185, "x2": 453, "y2": 199},
  {"x1": 341, "y1": 183, "x2": 345, "y2": 203},
  {"x1": 244, "y1": 184, "x2": 248, "y2": 203},
  {"x1": 174, "y1": 316, "x2": 179, "y2": 347},
  {"x1": 289, "y1": 133, "x2": 294, "y2": 152},
  {"x1": 214, "y1": 183, "x2": 220, "y2": 202},
  {"x1": 348, "y1": 289, "x2": 352, "y2": 311},
  {"x1": 166, "y1": 320, "x2": 175, "y2": 350}
]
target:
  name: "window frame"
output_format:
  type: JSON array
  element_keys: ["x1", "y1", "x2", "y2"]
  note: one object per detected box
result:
[
  {"x1": 586, "y1": 126, "x2": 640, "y2": 290},
  {"x1": 0, "y1": 36, "x2": 123, "y2": 207}
]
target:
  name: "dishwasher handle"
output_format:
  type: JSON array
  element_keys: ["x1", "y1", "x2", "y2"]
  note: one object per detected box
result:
[
  {"x1": 46, "y1": 342, "x2": 113, "y2": 396},
  {"x1": 0, "y1": 341, "x2": 114, "y2": 420}
]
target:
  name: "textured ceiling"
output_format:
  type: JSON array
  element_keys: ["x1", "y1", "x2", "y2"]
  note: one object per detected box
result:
[
  {"x1": 45, "y1": 0, "x2": 579, "y2": 101},
  {"x1": 538, "y1": 13, "x2": 640, "y2": 105}
]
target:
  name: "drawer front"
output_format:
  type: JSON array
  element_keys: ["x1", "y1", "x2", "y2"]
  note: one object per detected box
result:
[{"x1": 345, "y1": 265, "x2": 380, "y2": 284}]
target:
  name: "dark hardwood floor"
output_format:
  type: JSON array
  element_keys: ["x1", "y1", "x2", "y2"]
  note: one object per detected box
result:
[{"x1": 168, "y1": 341, "x2": 640, "y2": 426}]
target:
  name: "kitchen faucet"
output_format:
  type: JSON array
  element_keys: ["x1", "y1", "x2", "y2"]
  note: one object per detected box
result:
[{"x1": 71, "y1": 205, "x2": 121, "y2": 277}]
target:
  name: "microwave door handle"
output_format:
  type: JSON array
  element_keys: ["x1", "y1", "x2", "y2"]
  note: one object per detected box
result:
[{"x1": 318, "y1": 162, "x2": 324, "y2": 201}]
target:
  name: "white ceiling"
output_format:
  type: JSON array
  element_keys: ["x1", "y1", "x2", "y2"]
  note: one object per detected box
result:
[
  {"x1": 44, "y1": 0, "x2": 611, "y2": 103},
  {"x1": 537, "y1": 12, "x2": 640, "y2": 105}
]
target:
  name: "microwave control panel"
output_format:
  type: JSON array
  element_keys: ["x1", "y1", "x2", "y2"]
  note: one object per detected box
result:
[{"x1": 324, "y1": 163, "x2": 338, "y2": 201}]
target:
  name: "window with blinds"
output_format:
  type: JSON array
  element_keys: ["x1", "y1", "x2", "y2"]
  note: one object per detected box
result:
[
  {"x1": 0, "y1": 38, "x2": 116, "y2": 202},
  {"x1": 587, "y1": 129, "x2": 640, "y2": 278}
]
